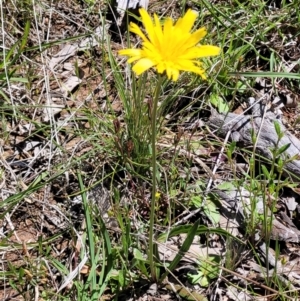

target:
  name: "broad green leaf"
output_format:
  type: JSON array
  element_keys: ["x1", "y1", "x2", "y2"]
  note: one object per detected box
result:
[
  {"x1": 191, "y1": 195, "x2": 202, "y2": 207},
  {"x1": 188, "y1": 270, "x2": 204, "y2": 285},
  {"x1": 157, "y1": 225, "x2": 243, "y2": 244},
  {"x1": 205, "y1": 256, "x2": 221, "y2": 279},
  {"x1": 236, "y1": 80, "x2": 247, "y2": 92},
  {"x1": 274, "y1": 121, "x2": 282, "y2": 137},
  {"x1": 188, "y1": 255, "x2": 220, "y2": 287},
  {"x1": 200, "y1": 275, "x2": 210, "y2": 287},
  {"x1": 133, "y1": 248, "x2": 146, "y2": 262},
  {"x1": 216, "y1": 181, "x2": 235, "y2": 191},
  {"x1": 160, "y1": 219, "x2": 200, "y2": 282},
  {"x1": 204, "y1": 200, "x2": 220, "y2": 224},
  {"x1": 210, "y1": 94, "x2": 229, "y2": 113},
  {"x1": 276, "y1": 143, "x2": 290, "y2": 156},
  {"x1": 261, "y1": 165, "x2": 270, "y2": 179}
]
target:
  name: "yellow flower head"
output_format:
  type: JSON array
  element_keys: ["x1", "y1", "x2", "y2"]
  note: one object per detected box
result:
[{"x1": 119, "y1": 9, "x2": 220, "y2": 81}]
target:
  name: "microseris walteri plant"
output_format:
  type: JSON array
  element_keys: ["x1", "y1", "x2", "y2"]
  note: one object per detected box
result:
[
  {"x1": 119, "y1": 9, "x2": 220, "y2": 281},
  {"x1": 119, "y1": 8, "x2": 220, "y2": 81}
]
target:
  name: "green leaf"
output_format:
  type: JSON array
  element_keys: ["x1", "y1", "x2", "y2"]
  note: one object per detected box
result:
[
  {"x1": 0, "y1": 90, "x2": 10, "y2": 102},
  {"x1": 229, "y1": 71, "x2": 300, "y2": 80},
  {"x1": 9, "y1": 77, "x2": 29, "y2": 83},
  {"x1": 236, "y1": 80, "x2": 247, "y2": 93},
  {"x1": 133, "y1": 248, "x2": 146, "y2": 262},
  {"x1": 277, "y1": 157, "x2": 284, "y2": 173},
  {"x1": 216, "y1": 181, "x2": 235, "y2": 191},
  {"x1": 118, "y1": 270, "x2": 125, "y2": 287},
  {"x1": 200, "y1": 275, "x2": 210, "y2": 287},
  {"x1": 210, "y1": 94, "x2": 229, "y2": 113},
  {"x1": 191, "y1": 195, "x2": 202, "y2": 207},
  {"x1": 20, "y1": 20, "x2": 30, "y2": 51},
  {"x1": 250, "y1": 128, "x2": 257, "y2": 144},
  {"x1": 24, "y1": 33, "x2": 89, "y2": 52},
  {"x1": 261, "y1": 165, "x2": 270, "y2": 179},
  {"x1": 188, "y1": 270, "x2": 204, "y2": 285},
  {"x1": 274, "y1": 121, "x2": 282, "y2": 137},
  {"x1": 78, "y1": 172, "x2": 113, "y2": 299},
  {"x1": 160, "y1": 219, "x2": 200, "y2": 282},
  {"x1": 157, "y1": 225, "x2": 244, "y2": 244},
  {"x1": 227, "y1": 141, "x2": 236, "y2": 158},
  {"x1": 203, "y1": 200, "x2": 220, "y2": 224},
  {"x1": 133, "y1": 248, "x2": 148, "y2": 276},
  {"x1": 276, "y1": 143, "x2": 290, "y2": 156},
  {"x1": 204, "y1": 256, "x2": 221, "y2": 279},
  {"x1": 0, "y1": 43, "x2": 18, "y2": 69},
  {"x1": 188, "y1": 255, "x2": 221, "y2": 287}
]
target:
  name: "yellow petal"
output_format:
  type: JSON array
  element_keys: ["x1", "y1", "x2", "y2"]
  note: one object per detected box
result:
[
  {"x1": 132, "y1": 58, "x2": 156, "y2": 75},
  {"x1": 184, "y1": 66, "x2": 206, "y2": 79},
  {"x1": 167, "y1": 32, "x2": 192, "y2": 56},
  {"x1": 175, "y1": 9, "x2": 198, "y2": 33},
  {"x1": 183, "y1": 27, "x2": 207, "y2": 48},
  {"x1": 153, "y1": 14, "x2": 163, "y2": 48},
  {"x1": 142, "y1": 41, "x2": 160, "y2": 57},
  {"x1": 129, "y1": 23, "x2": 148, "y2": 42},
  {"x1": 119, "y1": 48, "x2": 142, "y2": 57},
  {"x1": 156, "y1": 62, "x2": 166, "y2": 74},
  {"x1": 167, "y1": 67, "x2": 180, "y2": 81},
  {"x1": 171, "y1": 28, "x2": 206, "y2": 54},
  {"x1": 139, "y1": 9, "x2": 155, "y2": 44},
  {"x1": 177, "y1": 60, "x2": 206, "y2": 79},
  {"x1": 162, "y1": 17, "x2": 174, "y2": 46},
  {"x1": 179, "y1": 45, "x2": 221, "y2": 59},
  {"x1": 127, "y1": 56, "x2": 141, "y2": 63}
]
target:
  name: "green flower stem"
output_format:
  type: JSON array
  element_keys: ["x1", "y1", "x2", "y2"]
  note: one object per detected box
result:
[{"x1": 149, "y1": 75, "x2": 164, "y2": 281}]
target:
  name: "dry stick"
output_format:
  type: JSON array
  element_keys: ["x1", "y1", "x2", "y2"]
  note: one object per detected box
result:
[{"x1": 205, "y1": 129, "x2": 231, "y2": 194}]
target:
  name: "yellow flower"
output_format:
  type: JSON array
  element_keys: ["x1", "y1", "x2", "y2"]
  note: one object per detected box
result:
[{"x1": 119, "y1": 9, "x2": 220, "y2": 81}]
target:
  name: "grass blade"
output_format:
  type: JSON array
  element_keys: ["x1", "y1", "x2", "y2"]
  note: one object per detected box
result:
[
  {"x1": 229, "y1": 71, "x2": 300, "y2": 79},
  {"x1": 159, "y1": 219, "x2": 200, "y2": 282}
]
